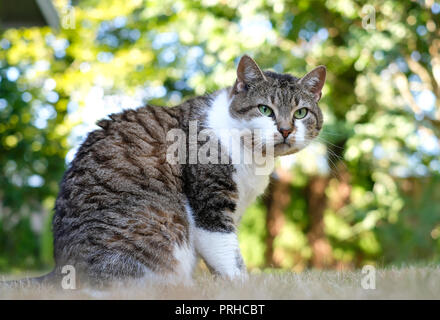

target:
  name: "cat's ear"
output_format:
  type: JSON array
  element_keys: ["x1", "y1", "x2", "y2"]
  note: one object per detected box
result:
[
  {"x1": 299, "y1": 66, "x2": 326, "y2": 102},
  {"x1": 234, "y1": 55, "x2": 266, "y2": 93}
]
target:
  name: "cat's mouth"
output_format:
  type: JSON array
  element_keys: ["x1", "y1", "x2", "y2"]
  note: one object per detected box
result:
[
  {"x1": 274, "y1": 136, "x2": 313, "y2": 156},
  {"x1": 273, "y1": 141, "x2": 298, "y2": 156},
  {"x1": 275, "y1": 141, "x2": 291, "y2": 147},
  {"x1": 274, "y1": 142, "x2": 291, "y2": 151}
]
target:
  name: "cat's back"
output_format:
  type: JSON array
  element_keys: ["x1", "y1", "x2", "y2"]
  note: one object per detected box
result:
[
  {"x1": 52, "y1": 104, "x2": 191, "y2": 279},
  {"x1": 71, "y1": 104, "x2": 183, "y2": 195}
]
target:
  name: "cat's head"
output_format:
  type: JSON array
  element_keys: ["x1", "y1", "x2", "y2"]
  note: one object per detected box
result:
[{"x1": 229, "y1": 55, "x2": 325, "y2": 157}]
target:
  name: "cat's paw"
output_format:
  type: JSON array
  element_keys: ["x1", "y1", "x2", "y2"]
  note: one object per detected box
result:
[
  {"x1": 237, "y1": 271, "x2": 249, "y2": 283},
  {"x1": 220, "y1": 268, "x2": 248, "y2": 283}
]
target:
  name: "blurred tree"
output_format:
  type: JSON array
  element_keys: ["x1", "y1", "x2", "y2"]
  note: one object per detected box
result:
[
  {"x1": 264, "y1": 169, "x2": 290, "y2": 268},
  {"x1": 0, "y1": 29, "x2": 71, "y2": 270}
]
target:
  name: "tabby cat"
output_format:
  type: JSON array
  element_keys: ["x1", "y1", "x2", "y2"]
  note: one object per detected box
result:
[{"x1": 38, "y1": 56, "x2": 325, "y2": 286}]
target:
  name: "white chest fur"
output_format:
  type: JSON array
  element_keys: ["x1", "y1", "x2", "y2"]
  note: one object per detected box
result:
[
  {"x1": 206, "y1": 90, "x2": 273, "y2": 223},
  {"x1": 233, "y1": 163, "x2": 269, "y2": 222}
]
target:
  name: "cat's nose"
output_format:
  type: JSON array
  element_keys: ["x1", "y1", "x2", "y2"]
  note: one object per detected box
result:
[{"x1": 279, "y1": 128, "x2": 293, "y2": 139}]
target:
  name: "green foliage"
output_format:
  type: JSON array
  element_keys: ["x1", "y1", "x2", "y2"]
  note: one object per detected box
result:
[
  {"x1": 238, "y1": 200, "x2": 267, "y2": 268},
  {"x1": 0, "y1": 0, "x2": 439, "y2": 272},
  {"x1": 0, "y1": 43, "x2": 70, "y2": 270}
]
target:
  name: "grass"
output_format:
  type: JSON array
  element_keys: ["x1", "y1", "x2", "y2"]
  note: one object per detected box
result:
[{"x1": 1, "y1": 265, "x2": 440, "y2": 299}]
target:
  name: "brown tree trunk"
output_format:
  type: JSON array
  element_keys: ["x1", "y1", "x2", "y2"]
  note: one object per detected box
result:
[
  {"x1": 306, "y1": 176, "x2": 333, "y2": 269},
  {"x1": 264, "y1": 168, "x2": 291, "y2": 268},
  {"x1": 328, "y1": 164, "x2": 353, "y2": 270}
]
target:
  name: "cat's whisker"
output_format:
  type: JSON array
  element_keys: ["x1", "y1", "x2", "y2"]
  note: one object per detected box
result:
[
  {"x1": 315, "y1": 136, "x2": 345, "y2": 150},
  {"x1": 292, "y1": 136, "x2": 347, "y2": 181},
  {"x1": 326, "y1": 148, "x2": 348, "y2": 180}
]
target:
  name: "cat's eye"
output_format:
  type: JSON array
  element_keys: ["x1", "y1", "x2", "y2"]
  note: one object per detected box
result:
[
  {"x1": 293, "y1": 108, "x2": 308, "y2": 119},
  {"x1": 258, "y1": 105, "x2": 274, "y2": 117}
]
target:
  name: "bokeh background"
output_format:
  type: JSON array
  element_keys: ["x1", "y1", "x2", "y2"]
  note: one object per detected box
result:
[{"x1": 0, "y1": 0, "x2": 439, "y2": 274}]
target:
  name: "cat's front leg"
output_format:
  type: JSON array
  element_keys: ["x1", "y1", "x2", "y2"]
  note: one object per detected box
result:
[
  {"x1": 184, "y1": 163, "x2": 248, "y2": 280},
  {"x1": 194, "y1": 228, "x2": 247, "y2": 280}
]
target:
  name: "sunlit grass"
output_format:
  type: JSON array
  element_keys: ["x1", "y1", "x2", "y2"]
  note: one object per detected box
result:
[{"x1": 1, "y1": 265, "x2": 439, "y2": 299}]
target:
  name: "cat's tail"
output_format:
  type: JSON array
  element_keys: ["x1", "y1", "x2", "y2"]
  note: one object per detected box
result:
[{"x1": 0, "y1": 270, "x2": 57, "y2": 289}]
